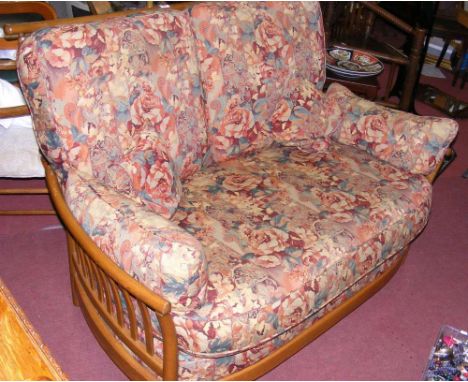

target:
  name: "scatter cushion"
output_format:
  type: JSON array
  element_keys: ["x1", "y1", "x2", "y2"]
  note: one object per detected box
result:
[
  {"x1": 169, "y1": 142, "x2": 432, "y2": 363},
  {"x1": 91, "y1": 135, "x2": 181, "y2": 218},
  {"x1": 326, "y1": 83, "x2": 459, "y2": 175},
  {"x1": 17, "y1": 10, "x2": 209, "y2": 217},
  {"x1": 190, "y1": 1, "x2": 326, "y2": 163}
]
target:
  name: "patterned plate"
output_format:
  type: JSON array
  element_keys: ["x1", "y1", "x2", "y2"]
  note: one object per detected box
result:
[{"x1": 326, "y1": 48, "x2": 383, "y2": 78}]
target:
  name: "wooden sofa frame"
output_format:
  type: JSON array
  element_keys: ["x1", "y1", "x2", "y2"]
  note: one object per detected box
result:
[
  {"x1": 8, "y1": 5, "x2": 447, "y2": 380},
  {"x1": 43, "y1": 157, "x2": 444, "y2": 380}
]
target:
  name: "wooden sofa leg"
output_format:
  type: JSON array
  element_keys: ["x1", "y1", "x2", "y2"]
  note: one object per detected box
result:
[{"x1": 66, "y1": 233, "x2": 79, "y2": 307}]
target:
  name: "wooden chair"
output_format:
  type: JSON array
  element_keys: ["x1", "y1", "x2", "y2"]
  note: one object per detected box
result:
[
  {"x1": 432, "y1": 8, "x2": 468, "y2": 89},
  {"x1": 0, "y1": 2, "x2": 57, "y2": 215},
  {"x1": 322, "y1": 2, "x2": 427, "y2": 111}
]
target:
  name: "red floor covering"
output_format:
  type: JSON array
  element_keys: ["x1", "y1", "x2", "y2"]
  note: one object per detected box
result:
[{"x1": 0, "y1": 69, "x2": 467, "y2": 380}]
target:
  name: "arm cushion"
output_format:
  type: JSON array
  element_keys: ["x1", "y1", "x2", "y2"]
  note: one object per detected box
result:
[
  {"x1": 326, "y1": 83, "x2": 459, "y2": 175},
  {"x1": 65, "y1": 169, "x2": 207, "y2": 311}
]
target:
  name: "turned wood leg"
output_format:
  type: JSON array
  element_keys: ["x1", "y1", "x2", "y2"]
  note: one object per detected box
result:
[{"x1": 436, "y1": 40, "x2": 450, "y2": 67}]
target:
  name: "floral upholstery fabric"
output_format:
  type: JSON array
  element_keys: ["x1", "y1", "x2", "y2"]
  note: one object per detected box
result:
[
  {"x1": 17, "y1": 10, "x2": 208, "y2": 217},
  {"x1": 190, "y1": 1, "x2": 326, "y2": 163},
  {"x1": 15, "y1": 3, "x2": 459, "y2": 380},
  {"x1": 179, "y1": 252, "x2": 402, "y2": 380},
  {"x1": 326, "y1": 83, "x2": 459, "y2": 175},
  {"x1": 145, "y1": 249, "x2": 403, "y2": 380},
  {"x1": 165, "y1": 142, "x2": 431, "y2": 364},
  {"x1": 67, "y1": 140, "x2": 429, "y2": 380},
  {"x1": 65, "y1": 169, "x2": 208, "y2": 310}
]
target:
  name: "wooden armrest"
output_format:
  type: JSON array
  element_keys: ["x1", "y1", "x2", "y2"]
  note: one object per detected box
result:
[{"x1": 362, "y1": 1, "x2": 414, "y2": 35}]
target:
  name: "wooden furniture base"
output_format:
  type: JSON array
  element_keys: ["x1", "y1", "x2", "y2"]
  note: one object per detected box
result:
[
  {"x1": 0, "y1": 277, "x2": 66, "y2": 381},
  {"x1": 44, "y1": 160, "x2": 414, "y2": 381}
]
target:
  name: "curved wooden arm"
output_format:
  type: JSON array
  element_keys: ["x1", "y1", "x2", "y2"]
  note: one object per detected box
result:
[
  {"x1": 4, "y1": 2, "x2": 193, "y2": 37},
  {"x1": 0, "y1": 2, "x2": 56, "y2": 20},
  {"x1": 44, "y1": 160, "x2": 172, "y2": 315},
  {"x1": 43, "y1": 159, "x2": 179, "y2": 380}
]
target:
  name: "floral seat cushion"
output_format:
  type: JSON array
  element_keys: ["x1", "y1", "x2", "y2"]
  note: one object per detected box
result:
[{"x1": 170, "y1": 142, "x2": 431, "y2": 359}]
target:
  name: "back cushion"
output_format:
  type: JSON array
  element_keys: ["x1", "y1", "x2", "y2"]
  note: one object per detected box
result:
[
  {"x1": 190, "y1": 1, "x2": 326, "y2": 163},
  {"x1": 17, "y1": 10, "x2": 207, "y2": 218}
]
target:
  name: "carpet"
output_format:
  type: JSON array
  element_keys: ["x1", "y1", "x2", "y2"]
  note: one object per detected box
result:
[{"x1": 0, "y1": 69, "x2": 466, "y2": 380}]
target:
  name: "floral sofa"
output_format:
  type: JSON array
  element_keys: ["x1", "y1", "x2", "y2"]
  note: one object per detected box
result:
[{"x1": 17, "y1": 2, "x2": 458, "y2": 380}]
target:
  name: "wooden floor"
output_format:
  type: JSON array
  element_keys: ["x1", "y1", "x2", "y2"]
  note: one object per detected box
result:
[{"x1": 0, "y1": 277, "x2": 66, "y2": 381}]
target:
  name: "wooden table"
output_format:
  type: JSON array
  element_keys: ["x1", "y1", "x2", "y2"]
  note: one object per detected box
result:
[{"x1": 0, "y1": 278, "x2": 67, "y2": 380}]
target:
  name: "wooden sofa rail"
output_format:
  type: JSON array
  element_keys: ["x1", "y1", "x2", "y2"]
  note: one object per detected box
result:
[
  {"x1": 3, "y1": 2, "x2": 194, "y2": 39},
  {"x1": 44, "y1": 158, "x2": 416, "y2": 381},
  {"x1": 44, "y1": 161, "x2": 178, "y2": 380}
]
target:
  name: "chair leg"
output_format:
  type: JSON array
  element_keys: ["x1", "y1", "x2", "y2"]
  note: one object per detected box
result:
[{"x1": 436, "y1": 40, "x2": 450, "y2": 67}]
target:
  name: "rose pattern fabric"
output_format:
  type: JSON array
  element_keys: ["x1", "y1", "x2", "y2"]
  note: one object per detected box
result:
[
  {"x1": 62, "y1": 142, "x2": 432, "y2": 380},
  {"x1": 65, "y1": 169, "x2": 208, "y2": 310},
  {"x1": 190, "y1": 1, "x2": 326, "y2": 163},
  {"x1": 326, "y1": 83, "x2": 459, "y2": 175},
  {"x1": 165, "y1": 142, "x2": 431, "y2": 366},
  {"x1": 17, "y1": 10, "x2": 209, "y2": 217},
  {"x1": 271, "y1": 78, "x2": 334, "y2": 147},
  {"x1": 14, "y1": 2, "x2": 460, "y2": 380},
  {"x1": 161, "y1": 251, "x2": 403, "y2": 380}
]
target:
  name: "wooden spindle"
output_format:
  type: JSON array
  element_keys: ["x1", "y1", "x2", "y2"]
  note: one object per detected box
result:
[
  {"x1": 121, "y1": 289, "x2": 138, "y2": 340},
  {"x1": 137, "y1": 301, "x2": 155, "y2": 356},
  {"x1": 97, "y1": 268, "x2": 113, "y2": 314},
  {"x1": 109, "y1": 279, "x2": 124, "y2": 326}
]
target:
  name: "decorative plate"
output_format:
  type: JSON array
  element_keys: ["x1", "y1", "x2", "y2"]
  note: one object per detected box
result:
[{"x1": 326, "y1": 48, "x2": 383, "y2": 78}]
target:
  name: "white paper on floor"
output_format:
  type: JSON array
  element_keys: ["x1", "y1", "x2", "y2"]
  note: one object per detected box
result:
[{"x1": 421, "y1": 63, "x2": 446, "y2": 79}]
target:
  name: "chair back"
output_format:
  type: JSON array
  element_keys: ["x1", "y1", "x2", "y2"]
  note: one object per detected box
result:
[{"x1": 324, "y1": 2, "x2": 376, "y2": 44}]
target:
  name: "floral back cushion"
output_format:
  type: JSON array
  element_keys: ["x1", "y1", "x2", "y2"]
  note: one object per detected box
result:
[
  {"x1": 17, "y1": 10, "x2": 208, "y2": 217},
  {"x1": 326, "y1": 83, "x2": 459, "y2": 175},
  {"x1": 190, "y1": 1, "x2": 326, "y2": 163}
]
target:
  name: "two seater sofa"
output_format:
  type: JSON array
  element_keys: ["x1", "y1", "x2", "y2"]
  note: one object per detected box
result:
[{"x1": 17, "y1": 2, "x2": 458, "y2": 380}]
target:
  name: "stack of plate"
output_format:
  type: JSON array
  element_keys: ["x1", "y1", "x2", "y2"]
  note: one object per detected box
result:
[{"x1": 326, "y1": 48, "x2": 383, "y2": 78}]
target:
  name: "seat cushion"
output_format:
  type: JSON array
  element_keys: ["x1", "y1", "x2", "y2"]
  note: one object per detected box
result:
[
  {"x1": 190, "y1": 2, "x2": 327, "y2": 163},
  {"x1": 169, "y1": 142, "x2": 431, "y2": 359}
]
